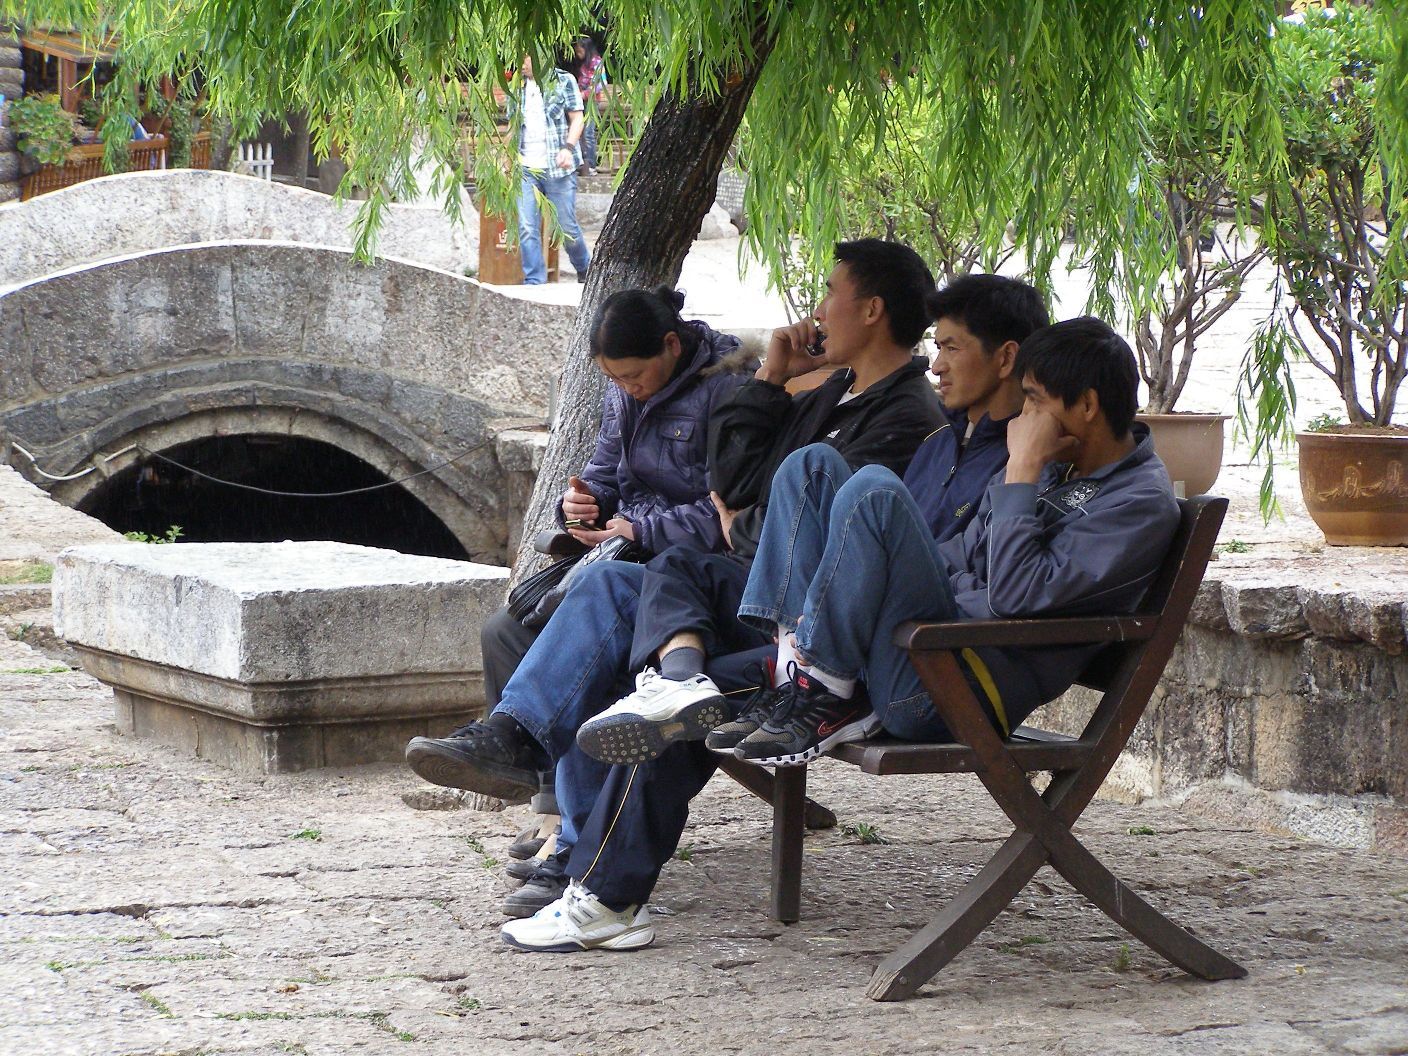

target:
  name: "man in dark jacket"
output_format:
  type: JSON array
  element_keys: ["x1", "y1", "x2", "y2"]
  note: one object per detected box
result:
[{"x1": 518, "y1": 317, "x2": 1177, "y2": 952}]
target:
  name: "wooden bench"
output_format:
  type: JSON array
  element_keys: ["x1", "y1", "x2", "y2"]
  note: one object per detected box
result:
[{"x1": 759, "y1": 494, "x2": 1247, "y2": 1000}]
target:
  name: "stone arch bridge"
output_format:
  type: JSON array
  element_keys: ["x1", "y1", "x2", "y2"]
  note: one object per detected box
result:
[{"x1": 0, "y1": 241, "x2": 575, "y2": 561}]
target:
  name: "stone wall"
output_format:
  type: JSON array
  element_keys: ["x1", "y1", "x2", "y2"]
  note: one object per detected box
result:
[
  {"x1": 0, "y1": 169, "x2": 479, "y2": 288},
  {"x1": 0, "y1": 25, "x2": 22, "y2": 206},
  {"x1": 0, "y1": 242, "x2": 576, "y2": 561},
  {"x1": 1039, "y1": 560, "x2": 1408, "y2": 852}
]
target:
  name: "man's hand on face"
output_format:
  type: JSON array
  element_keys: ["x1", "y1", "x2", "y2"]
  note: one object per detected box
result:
[
  {"x1": 1005, "y1": 408, "x2": 1080, "y2": 485},
  {"x1": 758, "y1": 319, "x2": 827, "y2": 386}
]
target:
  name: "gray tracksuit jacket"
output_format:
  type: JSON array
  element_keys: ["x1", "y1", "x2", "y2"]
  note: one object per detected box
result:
[{"x1": 936, "y1": 423, "x2": 1179, "y2": 730}]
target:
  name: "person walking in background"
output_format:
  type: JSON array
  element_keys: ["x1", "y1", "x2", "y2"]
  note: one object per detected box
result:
[
  {"x1": 572, "y1": 35, "x2": 608, "y2": 175},
  {"x1": 514, "y1": 54, "x2": 592, "y2": 284}
]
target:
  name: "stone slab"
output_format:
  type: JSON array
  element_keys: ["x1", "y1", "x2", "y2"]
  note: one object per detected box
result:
[
  {"x1": 51, "y1": 542, "x2": 505, "y2": 772},
  {"x1": 53, "y1": 541, "x2": 508, "y2": 683}
]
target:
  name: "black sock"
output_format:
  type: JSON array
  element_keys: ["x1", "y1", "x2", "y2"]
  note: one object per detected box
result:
[
  {"x1": 660, "y1": 646, "x2": 706, "y2": 681},
  {"x1": 484, "y1": 712, "x2": 549, "y2": 769}
]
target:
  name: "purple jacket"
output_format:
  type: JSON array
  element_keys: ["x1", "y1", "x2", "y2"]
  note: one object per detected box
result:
[{"x1": 560, "y1": 321, "x2": 756, "y2": 554}]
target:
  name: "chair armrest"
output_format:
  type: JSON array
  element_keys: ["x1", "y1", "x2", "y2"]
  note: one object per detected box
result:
[{"x1": 894, "y1": 615, "x2": 1158, "y2": 651}]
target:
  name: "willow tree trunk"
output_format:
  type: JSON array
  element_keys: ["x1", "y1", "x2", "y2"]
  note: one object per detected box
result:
[{"x1": 513, "y1": 27, "x2": 776, "y2": 580}]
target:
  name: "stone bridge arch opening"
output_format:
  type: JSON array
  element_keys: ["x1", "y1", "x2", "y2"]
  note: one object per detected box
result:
[{"x1": 79, "y1": 434, "x2": 470, "y2": 560}]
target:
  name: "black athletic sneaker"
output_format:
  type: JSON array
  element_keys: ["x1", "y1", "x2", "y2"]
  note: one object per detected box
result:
[
  {"x1": 705, "y1": 663, "x2": 784, "y2": 755},
  {"x1": 734, "y1": 671, "x2": 879, "y2": 767},
  {"x1": 404, "y1": 722, "x2": 540, "y2": 802}
]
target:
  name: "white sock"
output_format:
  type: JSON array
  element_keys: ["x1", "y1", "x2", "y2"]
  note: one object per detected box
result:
[
  {"x1": 774, "y1": 635, "x2": 800, "y2": 685},
  {"x1": 800, "y1": 663, "x2": 856, "y2": 699}
]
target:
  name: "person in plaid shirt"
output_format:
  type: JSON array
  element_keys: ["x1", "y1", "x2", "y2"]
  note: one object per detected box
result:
[{"x1": 514, "y1": 54, "x2": 592, "y2": 284}]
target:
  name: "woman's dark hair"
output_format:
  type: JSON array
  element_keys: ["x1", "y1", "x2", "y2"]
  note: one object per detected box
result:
[
  {"x1": 1014, "y1": 317, "x2": 1140, "y2": 438},
  {"x1": 589, "y1": 286, "x2": 700, "y2": 360},
  {"x1": 575, "y1": 35, "x2": 600, "y2": 63}
]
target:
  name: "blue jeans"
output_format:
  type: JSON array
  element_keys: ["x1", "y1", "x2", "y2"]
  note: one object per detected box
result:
[
  {"x1": 495, "y1": 560, "x2": 644, "y2": 851},
  {"x1": 519, "y1": 168, "x2": 591, "y2": 284},
  {"x1": 737, "y1": 444, "x2": 959, "y2": 740}
]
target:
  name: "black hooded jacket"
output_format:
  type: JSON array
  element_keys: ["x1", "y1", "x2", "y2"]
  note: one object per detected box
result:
[{"x1": 707, "y1": 355, "x2": 944, "y2": 560}]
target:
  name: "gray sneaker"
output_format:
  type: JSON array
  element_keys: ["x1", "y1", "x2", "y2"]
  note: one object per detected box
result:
[
  {"x1": 503, "y1": 851, "x2": 569, "y2": 918},
  {"x1": 705, "y1": 674, "x2": 785, "y2": 755}
]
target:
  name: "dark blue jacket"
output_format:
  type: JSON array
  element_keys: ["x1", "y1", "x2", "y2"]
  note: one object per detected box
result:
[
  {"x1": 902, "y1": 408, "x2": 1015, "y2": 545},
  {"x1": 562, "y1": 321, "x2": 755, "y2": 554},
  {"x1": 938, "y1": 423, "x2": 1179, "y2": 731}
]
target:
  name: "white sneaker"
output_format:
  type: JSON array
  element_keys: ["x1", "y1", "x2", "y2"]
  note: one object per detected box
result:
[
  {"x1": 501, "y1": 881, "x2": 654, "y2": 952},
  {"x1": 575, "y1": 669, "x2": 728, "y2": 765}
]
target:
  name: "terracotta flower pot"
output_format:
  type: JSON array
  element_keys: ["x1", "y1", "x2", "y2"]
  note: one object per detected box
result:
[
  {"x1": 1135, "y1": 413, "x2": 1229, "y2": 497},
  {"x1": 1297, "y1": 429, "x2": 1408, "y2": 546}
]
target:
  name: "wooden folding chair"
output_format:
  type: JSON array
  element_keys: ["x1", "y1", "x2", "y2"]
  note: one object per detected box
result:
[{"x1": 763, "y1": 495, "x2": 1247, "y2": 1000}]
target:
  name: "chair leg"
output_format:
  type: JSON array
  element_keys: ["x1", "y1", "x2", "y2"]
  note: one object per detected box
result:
[
  {"x1": 770, "y1": 764, "x2": 807, "y2": 923},
  {"x1": 716, "y1": 754, "x2": 837, "y2": 830},
  {"x1": 1044, "y1": 828, "x2": 1248, "y2": 981},
  {"x1": 867, "y1": 832, "x2": 1049, "y2": 1001}
]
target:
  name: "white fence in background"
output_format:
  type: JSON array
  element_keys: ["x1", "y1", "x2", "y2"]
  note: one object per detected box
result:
[{"x1": 235, "y1": 142, "x2": 275, "y2": 181}]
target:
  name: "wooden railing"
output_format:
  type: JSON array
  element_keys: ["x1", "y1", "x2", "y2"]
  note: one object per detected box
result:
[{"x1": 20, "y1": 130, "x2": 214, "y2": 201}]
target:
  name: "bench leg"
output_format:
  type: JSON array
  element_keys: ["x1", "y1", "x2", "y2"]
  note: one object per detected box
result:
[
  {"x1": 1044, "y1": 823, "x2": 1248, "y2": 982},
  {"x1": 868, "y1": 831, "x2": 1048, "y2": 1001},
  {"x1": 770, "y1": 764, "x2": 807, "y2": 923},
  {"x1": 716, "y1": 753, "x2": 837, "y2": 830}
]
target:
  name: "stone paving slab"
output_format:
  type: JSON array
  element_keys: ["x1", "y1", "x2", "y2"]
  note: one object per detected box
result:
[{"x1": 2, "y1": 645, "x2": 1406, "y2": 1056}]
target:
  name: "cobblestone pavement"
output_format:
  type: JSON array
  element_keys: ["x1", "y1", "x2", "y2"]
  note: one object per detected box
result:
[{"x1": 3, "y1": 631, "x2": 1407, "y2": 1056}]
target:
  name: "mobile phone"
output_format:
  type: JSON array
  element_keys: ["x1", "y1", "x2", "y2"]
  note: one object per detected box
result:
[{"x1": 807, "y1": 336, "x2": 826, "y2": 358}]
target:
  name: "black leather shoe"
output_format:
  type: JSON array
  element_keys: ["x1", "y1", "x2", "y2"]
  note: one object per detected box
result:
[{"x1": 405, "y1": 723, "x2": 540, "y2": 801}]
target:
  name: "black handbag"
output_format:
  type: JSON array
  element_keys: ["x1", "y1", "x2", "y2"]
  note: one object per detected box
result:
[{"x1": 507, "y1": 534, "x2": 647, "y2": 629}]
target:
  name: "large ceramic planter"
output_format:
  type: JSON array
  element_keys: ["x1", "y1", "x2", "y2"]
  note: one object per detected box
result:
[
  {"x1": 1297, "y1": 430, "x2": 1408, "y2": 546},
  {"x1": 1136, "y1": 413, "x2": 1229, "y2": 497}
]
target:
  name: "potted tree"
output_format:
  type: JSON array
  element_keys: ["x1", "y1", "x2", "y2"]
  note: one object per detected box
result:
[
  {"x1": 1121, "y1": 72, "x2": 1268, "y2": 497},
  {"x1": 1248, "y1": 7, "x2": 1408, "y2": 545}
]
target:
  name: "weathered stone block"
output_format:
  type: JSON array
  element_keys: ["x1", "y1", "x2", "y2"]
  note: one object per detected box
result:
[
  {"x1": 53, "y1": 541, "x2": 509, "y2": 773},
  {"x1": 1188, "y1": 579, "x2": 1230, "y2": 631},
  {"x1": 1221, "y1": 582, "x2": 1310, "y2": 640}
]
